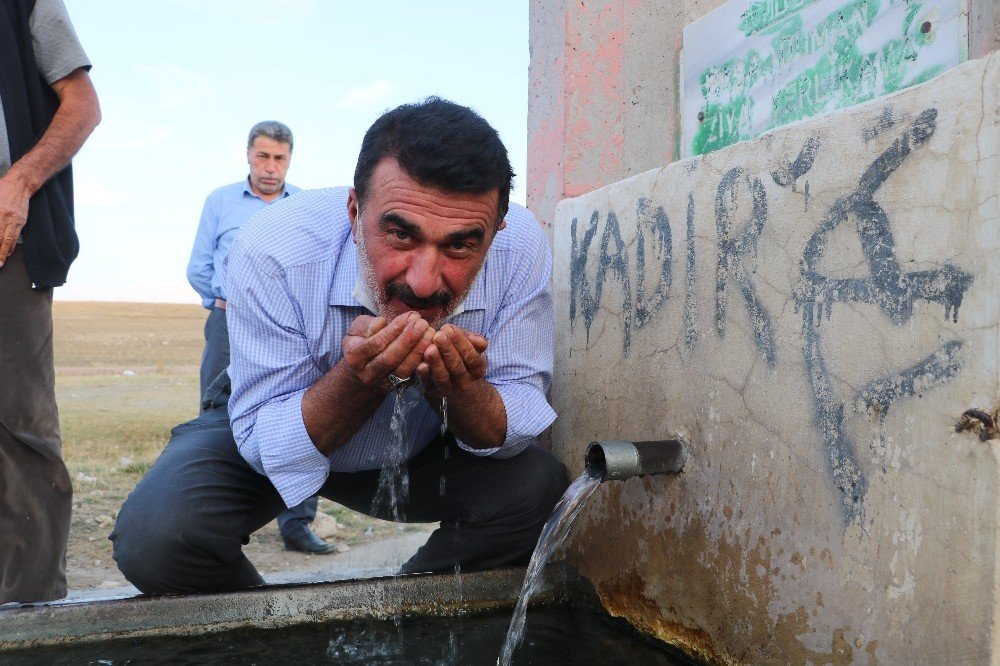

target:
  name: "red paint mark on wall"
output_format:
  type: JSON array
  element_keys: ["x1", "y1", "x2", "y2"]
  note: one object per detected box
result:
[{"x1": 563, "y1": 1, "x2": 627, "y2": 196}]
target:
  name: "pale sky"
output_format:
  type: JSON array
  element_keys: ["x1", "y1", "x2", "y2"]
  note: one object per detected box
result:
[{"x1": 58, "y1": 0, "x2": 530, "y2": 303}]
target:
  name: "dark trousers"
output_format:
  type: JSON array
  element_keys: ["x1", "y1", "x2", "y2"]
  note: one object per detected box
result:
[
  {"x1": 198, "y1": 306, "x2": 229, "y2": 409},
  {"x1": 199, "y1": 308, "x2": 317, "y2": 540},
  {"x1": 0, "y1": 246, "x2": 72, "y2": 603},
  {"x1": 276, "y1": 496, "x2": 318, "y2": 543},
  {"x1": 110, "y1": 403, "x2": 568, "y2": 594}
]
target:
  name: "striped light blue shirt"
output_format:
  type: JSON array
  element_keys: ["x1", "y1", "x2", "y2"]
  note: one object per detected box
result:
[
  {"x1": 224, "y1": 187, "x2": 556, "y2": 507},
  {"x1": 186, "y1": 179, "x2": 300, "y2": 308}
]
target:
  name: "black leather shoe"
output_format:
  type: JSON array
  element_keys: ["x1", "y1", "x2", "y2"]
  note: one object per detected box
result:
[{"x1": 283, "y1": 530, "x2": 335, "y2": 555}]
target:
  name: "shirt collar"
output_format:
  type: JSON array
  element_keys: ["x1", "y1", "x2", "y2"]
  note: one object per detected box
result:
[
  {"x1": 329, "y1": 242, "x2": 362, "y2": 307},
  {"x1": 330, "y1": 244, "x2": 487, "y2": 318},
  {"x1": 242, "y1": 177, "x2": 292, "y2": 200}
]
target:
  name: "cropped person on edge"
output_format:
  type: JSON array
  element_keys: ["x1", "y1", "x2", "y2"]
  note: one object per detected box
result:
[
  {"x1": 186, "y1": 121, "x2": 334, "y2": 556},
  {"x1": 0, "y1": 0, "x2": 100, "y2": 603},
  {"x1": 111, "y1": 97, "x2": 568, "y2": 593}
]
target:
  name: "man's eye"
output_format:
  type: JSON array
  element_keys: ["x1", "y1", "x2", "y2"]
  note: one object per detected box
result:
[{"x1": 390, "y1": 230, "x2": 411, "y2": 241}]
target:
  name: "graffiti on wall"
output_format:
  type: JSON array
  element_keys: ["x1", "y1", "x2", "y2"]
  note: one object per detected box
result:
[
  {"x1": 568, "y1": 107, "x2": 972, "y2": 523},
  {"x1": 794, "y1": 107, "x2": 971, "y2": 520},
  {"x1": 682, "y1": 0, "x2": 963, "y2": 156},
  {"x1": 569, "y1": 200, "x2": 674, "y2": 356}
]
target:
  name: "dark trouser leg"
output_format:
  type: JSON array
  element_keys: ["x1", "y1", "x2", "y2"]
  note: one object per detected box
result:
[
  {"x1": 110, "y1": 407, "x2": 286, "y2": 594},
  {"x1": 0, "y1": 423, "x2": 73, "y2": 603},
  {"x1": 199, "y1": 307, "x2": 229, "y2": 411},
  {"x1": 276, "y1": 496, "x2": 319, "y2": 542},
  {"x1": 321, "y1": 436, "x2": 569, "y2": 574},
  {"x1": 0, "y1": 246, "x2": 71, "y2": 603},
  {"x1": 112, "y1": 396, "x2": 568, "y2": 592}
]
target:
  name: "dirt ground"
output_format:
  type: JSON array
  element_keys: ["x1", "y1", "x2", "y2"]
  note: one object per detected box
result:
[{"x1": 52, "y1": 301, "x2": 433, "y2": 593}]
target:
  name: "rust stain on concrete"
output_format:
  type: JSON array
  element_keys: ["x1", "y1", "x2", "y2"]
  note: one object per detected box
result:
[
  {"x1": 563, "y1": 479, "x2": 878, "y2": 663},
  {"x1": 599, "y1": 570, "x2": 726, "y2": 665}
]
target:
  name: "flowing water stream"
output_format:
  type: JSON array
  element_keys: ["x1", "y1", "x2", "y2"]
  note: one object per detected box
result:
[
  {"x1": 498, "y1": 471, "x2": 602, "y2": 665},
  {"x1": 370, "y1": 387, "x2": 461, "y2": 661},
  {"x1": 372, "y1": 389, "x2": 606, "y2": 665},
  {"x1": 439, "y1": 396, "x2": 448, "y2": 434},
  {"x1": 371, "y1": 388, "x2": 417, "y2": 523},
  {"x1": 369, "y1": 387, "x2": 419, "y2": 657}
]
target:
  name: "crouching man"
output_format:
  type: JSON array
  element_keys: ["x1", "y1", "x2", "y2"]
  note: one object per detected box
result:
[{"x1": 110, "y1": 97, "x2": 568, "y2": 592}]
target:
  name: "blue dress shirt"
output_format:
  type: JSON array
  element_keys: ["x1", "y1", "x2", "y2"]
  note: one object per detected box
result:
[
  {"x1": 186, "y1": 178, "x2": 300, "y2": 308},
  {"x1": 224, "y1": 187, "x2": 557, "y2": 507}
]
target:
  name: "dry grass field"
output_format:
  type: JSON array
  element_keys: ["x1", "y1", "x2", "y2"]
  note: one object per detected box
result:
[{"x1": 52, "y1": 301, "x2": 429, "y2": 591}]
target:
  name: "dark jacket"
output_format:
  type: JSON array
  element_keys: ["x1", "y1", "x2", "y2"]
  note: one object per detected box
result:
[{"x1": 0, "y1": 0, "x2": 80, "y2": 288}]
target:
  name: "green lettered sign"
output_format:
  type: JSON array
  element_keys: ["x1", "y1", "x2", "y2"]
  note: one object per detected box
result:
[{"x1": 682, "y1": 0, "x2": 965, "y2": 156}]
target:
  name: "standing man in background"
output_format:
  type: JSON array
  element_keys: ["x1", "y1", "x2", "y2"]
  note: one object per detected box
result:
[
  {"x1": 0, "y1": 0, "x2": 101, "y2": 603},
  {"x1": 186, "y1": 122, "x2": 333, "y2": 555}
]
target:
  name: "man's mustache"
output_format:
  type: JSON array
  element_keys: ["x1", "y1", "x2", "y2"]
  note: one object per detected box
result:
[{"x1": 385, "y1": 282, "x2": 453, "y2": 310}]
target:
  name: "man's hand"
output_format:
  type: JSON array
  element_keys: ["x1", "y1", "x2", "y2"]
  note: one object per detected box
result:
[
  {"x1": 0, "y1": 67, "x2": 100, "y2": 269},
  {"x1": 415, "y1": 323, "x2": 506, "y2": 448},
  {"x1": 416, "y1": 324, "x2": 489, "y2": 397},
  {"x1": 309, "y1": 316, "x2": 504, "y2": 452},
  {"x1": 303, "y1": 311, "x2": 434, "y2": 454},
  {"x1": 342, "y1": 311, "x2": 436, "y2": 391},
  {"x1": 0, "y1": 173, "x2": 30, "y2": 265}
]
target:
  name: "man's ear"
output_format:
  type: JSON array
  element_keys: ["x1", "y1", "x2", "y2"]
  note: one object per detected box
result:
[
  {"x1": 347, "y1": 188, "x2": 359, "y2": 243},
  {"x1": 495, "y1": 197, "x2": 507, "y2": 233}
]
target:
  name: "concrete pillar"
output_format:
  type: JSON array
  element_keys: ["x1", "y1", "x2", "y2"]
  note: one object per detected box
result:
[{"x1": 528, "y1": 0, "x2": 725, "y2": 236}]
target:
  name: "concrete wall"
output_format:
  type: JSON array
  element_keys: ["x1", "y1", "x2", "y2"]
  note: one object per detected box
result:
[
  {"x1": 550, "y1": 53, "x2": 999, "y2": 662},
  {"x1": 528, "y1": 0, "x2": 1000, "y2": 237}
]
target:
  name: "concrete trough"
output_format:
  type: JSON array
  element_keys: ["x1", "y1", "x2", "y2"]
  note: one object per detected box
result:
[{"x1": 0, "y1": 567, "x2": 546, "y2": 650}]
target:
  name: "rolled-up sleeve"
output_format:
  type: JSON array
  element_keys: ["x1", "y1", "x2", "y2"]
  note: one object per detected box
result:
[
  {"x1": 224, "y1": 241, "x2": 330, "y2": 508},
  {"x1": 454, "y1": 213, "x2": 556, "y2": 459}
]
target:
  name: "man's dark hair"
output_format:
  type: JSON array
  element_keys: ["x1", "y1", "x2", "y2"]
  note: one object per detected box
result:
[
  {"x1": 248, "y1": 120, "x2": 293, "y2": 151},
  {"x1": 354, "y1": 97, "x2": 513, "y2": 228}
]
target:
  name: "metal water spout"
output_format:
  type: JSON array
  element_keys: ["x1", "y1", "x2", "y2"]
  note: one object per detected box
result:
[{"x1": 585, "y1": 438, "x2": 688, "y2": 481}]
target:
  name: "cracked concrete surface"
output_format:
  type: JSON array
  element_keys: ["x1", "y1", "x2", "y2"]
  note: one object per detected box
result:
[{"x1": 551, "y1": 54, "x2": 1000, "y2": 662}]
